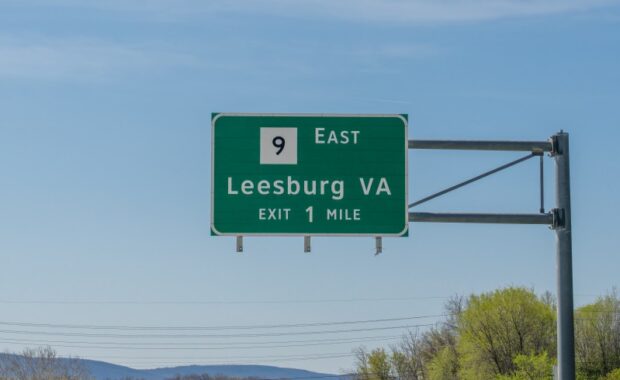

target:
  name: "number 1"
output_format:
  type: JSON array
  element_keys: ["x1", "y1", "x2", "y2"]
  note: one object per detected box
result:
[{"x1": 305, "y1": 206, "x2": 313, "y2": 223}]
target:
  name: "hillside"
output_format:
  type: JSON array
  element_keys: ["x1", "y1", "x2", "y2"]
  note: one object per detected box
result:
[{"x1": 0, "y1": 354, "x2": 342, "y2": 380}]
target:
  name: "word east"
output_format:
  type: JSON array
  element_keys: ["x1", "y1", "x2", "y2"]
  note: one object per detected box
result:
[{"x1": 315, "y1": 128, "x2": 360, "y2": 145}]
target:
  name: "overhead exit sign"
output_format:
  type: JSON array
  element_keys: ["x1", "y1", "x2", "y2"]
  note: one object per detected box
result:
[{"x1": 211, "y1": 113, "x2": 408, "y2": 236}]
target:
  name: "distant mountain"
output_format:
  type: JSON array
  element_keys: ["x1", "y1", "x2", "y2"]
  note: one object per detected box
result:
[
  {"x1": 73, "y1": 358, "x2": 157, "y2": 380},
  {"x1": 0, "y1": 354, "x2": 344, "y2": 380},
  {"x1": 83, "y1": 360, "x2": 343, "y2": 380}
]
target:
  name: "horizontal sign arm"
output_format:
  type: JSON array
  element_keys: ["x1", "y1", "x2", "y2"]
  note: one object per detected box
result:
[
  {"x1": 409, "y1": 212, "x2": 554, "y2": 225},
  {"x1": 409, "y1": 140, "x2": 553, "y2": 152}
]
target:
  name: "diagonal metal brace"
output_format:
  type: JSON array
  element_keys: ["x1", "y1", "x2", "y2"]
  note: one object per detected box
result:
[{"x1": 409, "y1": 153, "x2": 539, "y2": 209}]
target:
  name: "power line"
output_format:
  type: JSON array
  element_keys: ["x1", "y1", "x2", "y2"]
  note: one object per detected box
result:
[
  {"x1": 0, "y1": 345, "x2": 355, "y2": 364},
  {"x1": 81, "y1": 352, "x2": 352, "y2": 361},
  {"x1": 0, "y1": 333, "x2": 404, "y2": 347},
  {"x1": 0, "y1": 296, "x2": 450, "y2": 305},
  {"x1": 0, "y1": 323, "x2": 434, "y2": 339},
  {"x1": 0, "y1": 335, "x2": 403, "y2": 350},
  {"x1": 0, "y1": 294, "x2": 607, "y2": 305},
  {"x1": 0, "y1": 314, "x2": 446, "y2": 331},
  {"x1": 94, "y1": 353, "x2": 355, "y2": 365},
  {"x1": 0, "y1": 339, "x2": 373, "y2": 351},
  {"x1": 0, "y1": 310, "x2": 610, "y2": 334}
]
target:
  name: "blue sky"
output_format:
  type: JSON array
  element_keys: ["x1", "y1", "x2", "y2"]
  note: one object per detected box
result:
[{"x1": 1, "y1": 0, "x2": 619, "y2": 374}]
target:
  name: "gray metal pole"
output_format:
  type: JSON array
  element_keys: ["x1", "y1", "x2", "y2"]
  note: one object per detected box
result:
[
  {"x1": 409, "y1": 139, "x2": 553, "y2": 152},
  {"x1": 409, "y1": 212, "x2": 553, "y2": 225},
  {"x1": 554, "y1": 132, "x2": 575, "y2": 380}
]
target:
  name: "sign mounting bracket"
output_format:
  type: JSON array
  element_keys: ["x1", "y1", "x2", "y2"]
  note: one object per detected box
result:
[{"x1": 408, "y1": 133, "x2": 574, "y2": 380}]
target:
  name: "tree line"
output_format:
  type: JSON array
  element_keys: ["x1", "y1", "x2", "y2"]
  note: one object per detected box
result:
[{"x1": 352, "y1": 287, "x2": 620, "y2": 380}]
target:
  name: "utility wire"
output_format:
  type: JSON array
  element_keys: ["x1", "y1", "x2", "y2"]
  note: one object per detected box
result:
[
  {"x1": 0, "y1": 343, "x2": 355, "y2": 363},
  {"x1": 80, "y1": 351, "x2": 352, "y2": 361},
  {"x1": 0, "y1": 335, "x2": 403, "y2": 350},
  {"x1": 0, "y1": 314, "x2": 446, "y2": 331},
  {"x1": 0, "y1": 295, "x2": 449, "y2": 305},
  {"x1": 0, "y1": 323, "x2": 434, "y2": 339},
  {"x1": 92, "y1": 353, "x2": 355, "y2": 365},
  {"x1": 0, "y1": 333, "x2": 403, "y2": 347},
  {"x1": 0, "y1": 311, "x2": 611, "y2": 334},
  {"x1": 0, "y1": 339, "x2": 378, "y2": 351}
]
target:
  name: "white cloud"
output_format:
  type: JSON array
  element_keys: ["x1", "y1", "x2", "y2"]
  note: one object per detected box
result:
[
  {"x1": 0, "y1": 37, "x2": 200, "y2": 80},
  {"x1": 6, "y1": 0, "x2": 619, "y2": 23}
]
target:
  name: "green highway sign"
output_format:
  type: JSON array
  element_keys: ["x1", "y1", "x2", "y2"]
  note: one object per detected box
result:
[{"x1": 211, "y1": 113, "x2": 408, "y2": 236}]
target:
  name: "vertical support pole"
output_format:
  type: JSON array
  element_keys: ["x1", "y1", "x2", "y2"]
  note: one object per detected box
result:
[
  {"x1": 554, "y1": 132, "x2": 575, "y2": 380},
  {"x1": 375, "y1": 237, "x2": 382, "y2": 255}
]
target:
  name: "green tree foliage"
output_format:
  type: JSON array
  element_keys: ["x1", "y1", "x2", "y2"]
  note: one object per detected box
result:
[
  {"x1": 387, "y1": 296, "x2": 463, "y2": 380},
  {"x1": 391, "y1": 347, "x2": 423, "y2": 380},
  {"x1": 354, "y1": 347, "x2": 393, "y2": 380},
  {"x1": 602, "y1": 368, "x2": 620, "y2": 380},
  {"x1": 390, "y1": 327, "x2": 456, "y2": 380},
  {"x1": 354, "y1": 347, "x2": 371, "y2": 380},
  {"x1": 353, "y1": 287, "x2": 620, "y2": 380},
  {"x1": 575, "y1": 290, "x2": 620, "y2": 379},
  {"x1": 456, "y1": 287, "x2": 556, "y2": 379},
  {"x1": 368, "y1": 348, "x2": 392, "y2": 380},
  {"x1": 427, "y1": 346, "x2": 459, "y2": 380},
  {"x1": 496, "y1": 353, "x2": 554, "y2": 380}
]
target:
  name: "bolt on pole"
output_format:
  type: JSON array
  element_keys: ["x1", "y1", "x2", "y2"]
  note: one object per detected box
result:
[{"x1": 554, "y1": 132, "x2": 575, "y2": 380}]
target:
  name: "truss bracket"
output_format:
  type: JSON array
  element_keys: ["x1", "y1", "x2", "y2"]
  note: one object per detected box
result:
[{"x1": 552, "y1": 208, "x2": 565, "y2": 229}]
